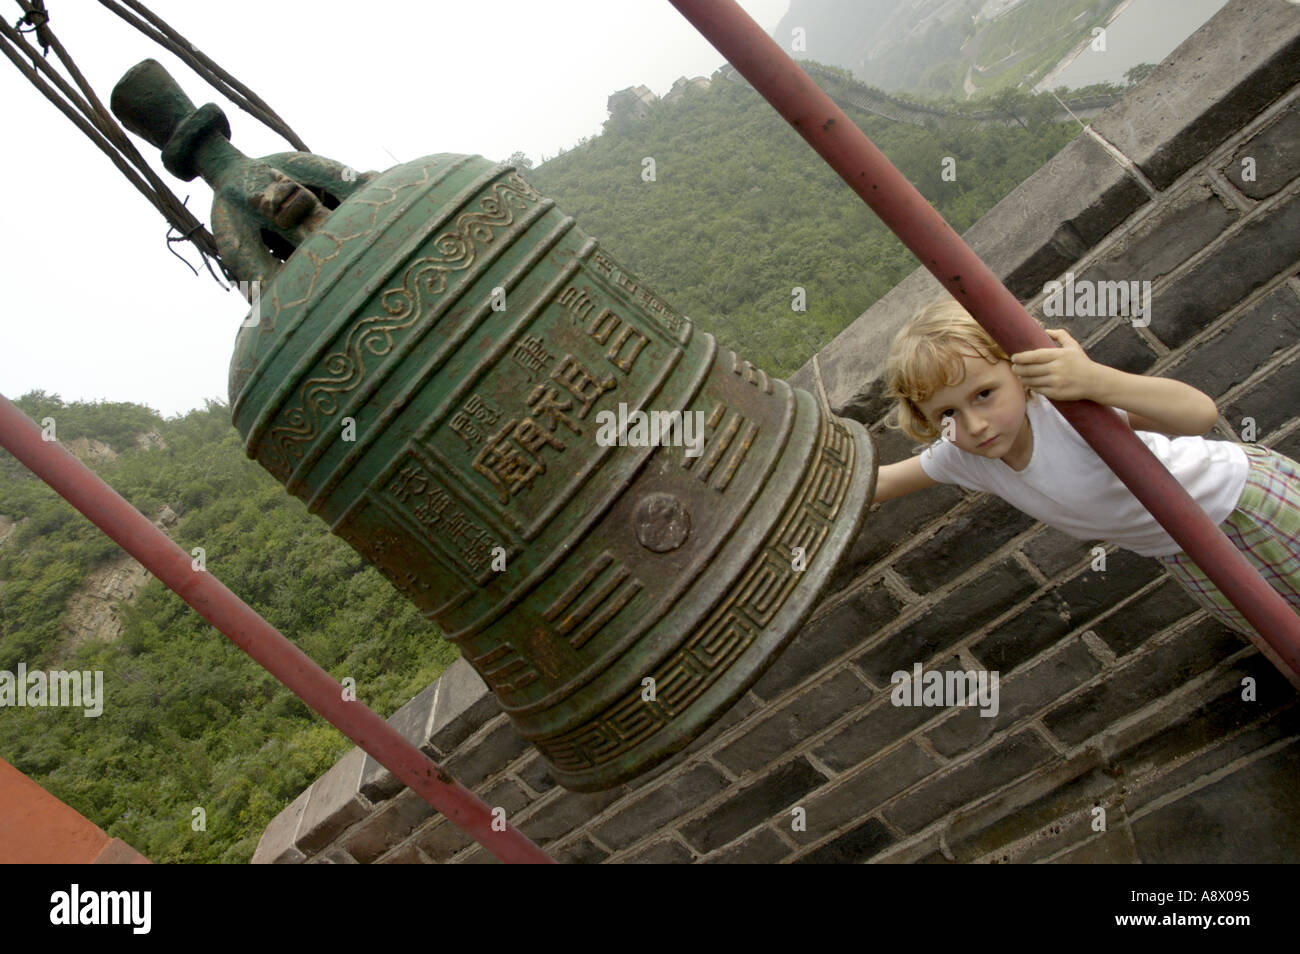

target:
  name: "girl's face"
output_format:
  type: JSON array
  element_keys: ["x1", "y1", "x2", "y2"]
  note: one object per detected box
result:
[{"x1": 917, "y1": 352, "x2": 1032, "y2": 466}]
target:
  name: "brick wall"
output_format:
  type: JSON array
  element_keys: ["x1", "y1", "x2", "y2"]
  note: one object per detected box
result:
[{"x1": 253, "y1": 0, "x2": 1300, "y2": 864}]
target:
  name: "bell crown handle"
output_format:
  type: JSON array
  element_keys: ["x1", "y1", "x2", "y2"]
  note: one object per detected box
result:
[
  {"x1": 111, "y1": 58, "x2": 231, "y2": 180},
  {"x1": 110, "y1": 57, "x2": 371, "y2": 293}
]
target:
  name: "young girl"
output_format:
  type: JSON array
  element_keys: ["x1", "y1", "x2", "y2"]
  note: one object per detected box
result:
[{"x1": 874, "y1": 296, "x2": 1300, "y2": 678}]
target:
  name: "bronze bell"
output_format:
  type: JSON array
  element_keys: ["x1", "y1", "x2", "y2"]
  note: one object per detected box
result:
[{"x1": 111, "y1": 59, "x2": 877, "y2": 791}]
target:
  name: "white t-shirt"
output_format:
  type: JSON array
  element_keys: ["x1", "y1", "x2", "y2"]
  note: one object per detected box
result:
[{"x1": 918, "y1": 396, "x2": 1249, "y2": 557}]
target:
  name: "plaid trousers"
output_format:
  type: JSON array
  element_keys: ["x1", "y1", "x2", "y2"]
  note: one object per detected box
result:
[{"x1": 1159, "y1": 443, "x2": 1300, "y2": 638}]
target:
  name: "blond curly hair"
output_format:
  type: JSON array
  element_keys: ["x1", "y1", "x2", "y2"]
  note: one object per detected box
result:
[{"x1": 884, "y1": 297, "x2": 1021, "y2": 443}]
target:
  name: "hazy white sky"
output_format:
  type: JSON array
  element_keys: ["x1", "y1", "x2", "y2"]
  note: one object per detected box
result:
[{"x1": 2, "y1": 0, "x2": 790, "y2": 418}]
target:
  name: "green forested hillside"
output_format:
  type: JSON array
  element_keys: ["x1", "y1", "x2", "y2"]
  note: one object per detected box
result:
[
  {"x1": 0, "y1": 72, "x2": 1083, "y2": 863},
  {"x1": 528, "y1": 73, "x2": 1080, "y2": 378},
  {"x1": 0, "y1": 393, "x2": 455, "y2": 863}
]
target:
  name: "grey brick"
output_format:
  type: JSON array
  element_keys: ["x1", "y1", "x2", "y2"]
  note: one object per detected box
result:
[
  {"x1": 1224, "y1": 353, "x2": 1300, "y2": 438},
  {"x1": 339, "y1": 787, "x2": 438, "y2": 864},
  {"x1": 795, "y1": 818, "x2": 895, "y2": 864},
  {"x1": 1168, "y1": 283, "x2": 1300, "y2": 399},
  {"x1": 703, "y1": 826, "x2": 792, "y2": 864},
  {"x1": 971, "y1": 590, "x2": 1075, "y2": 674},
  {"x1": 679, "y1": 758, "x2": 828, "y2": 853},
  {"x1": 679, "y1": 691, "x2": 759, "y2": 753},
  {"x1": 843, "y1": 490, "x2": 968, "y2": 590},
  {"x1": 591, "y1": 762, "x2": 731, "y2": 852},
  {"x1": 806, "y1": 367, "x2": 894, "y2": 430},
  {"x1": 516, "y1": 786, "x2": 626, "y2": 847},
  {"x1": 307, "y1": 847, "x2": 359, "y2": 865},
  {"x1": 1078, "y1": 322, "x2": 1159, "y2": 377},
  {"x1": 481, "y1": 777, "x2": 534, "y2": 819},
  {"x1": 620, "y1": 694, "x2": 762, "y2": 795},
  {"x1": 882, "y1": 730, "x2": 1057, "y2": 833},
  {"x1": 893, "y1": 498, "x2": 1035, "y2": 592},
  {"x1": 915, "y1": 850, "x2": 955, "y2": 864},
  {"x1": 953, "y1": 764, "x2": 1119, "y2": 864},
  {"x1": 1021, "y1": 527, "x2": 1091, "y2": 578},
  {"x1": 251, "y1": 786, "x2": 312, "y2": 864},
  {"x1": 294, "y1": 746, "x2": 371, "y2": 855},
  {"x1": 1042, "y1": 618, "x2": 1247, "y2": 746},
  {"x1": 554, "y1": 836, "x2": 609, "y2": 865},
  {"x1": 624, "y1": 837, "x2": 695, "y2": 864},
  {"x1": 1124, "y1": 700, "x2": 1300, "y2": 819},
  {"x1": 360, "y1": 680, "x2": 439, "y2": 802},
  {"x1": 836, "y1": 429, "x2": 966, "y2": 587},
  {"x1": 1080, "y1": 180, "x2": 1238, "y2": 290},
  {"x1": 799, "y1": 742, "x2": 939, "y2": 840},
  {"x1": 1132, "y1": 654, "x2": 1297, "y2": 758},
  {"x1": 1052, "y1": 548, "x2": 1161, "y2": 629},
  {"x1": 939, "y1": 746, "x2": 1104, "y2": 853},
  {"x1": 1274, "y1": 428, "x2": 1300, "y2": 462},
  {"x1": 753, "y1": 584, "x2": 902, "y2": 701},
  {"x1": 873, "y1": 414, "x2": 941, "y2": 456},
  {"x1": 516, "y1": 754, "x2": 557, "y2": 795},
  {"x1": 717, "y1": 669, "x2": 872, "y2": 774},
  {"x1": 1118, "y1": 660, "x2": 1300, "y2": 814},
  {"x1": 927, "y1": 639, "x2": 1102, "y2": 758},
  {"x1": 965, "y1": 133, "x2": 1150, "y2": 299},
  {"x1": 856, "y1": 559, "x2": 1038, "y2": 684},
  {"x1": 376, "y1": 843, "x2": 429, "y2": 864},
  {"x1": 812, "y1": 656, "x2": 969, "y2": 771},
  {"x1": 1224, "y1": 97, "x2": 1300, "y2": 200},
  {"x1": 442, "y1": 715, "x2": 531, "y2": 789},
  {"x1": 1049, "y1": 826, "x2": 1140, "y2": 863},
  {"x1": 869, "y1": 424, "x2": 917, "y2": 466},
  {"x1": 1091, "y1": 0, "x2": 1300, "y2": 190},
  {"x1": 721, "y1": 691, "x2": 761, "y2": 729},
  {"x1": 412, "y1": 818, "x2": 473, "y2": 862},
  {"x1": 1131, "y1": 739, "x2": 1300, "y2": 862},
  {"x1": 1090, "y1": 578, "x2": 1199, "y2": 657},
  {"x1": 1147, "y1": 188, "x2": 1300, "y2": 349},
  {"x1": 427, "y1": 657, "x2": 501, "y2": 757}
]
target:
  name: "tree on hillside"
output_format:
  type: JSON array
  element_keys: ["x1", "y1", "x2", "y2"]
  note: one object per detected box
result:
[
  {"x1": 986, "y1": 86, "x2": 1033, "y2": 131},
  {"x1": 503, "y1": 150, "x2": 533, "y2": 170},
  {"x1": 1125, "y1": 63, "x2": 1157, "y2": 86}
]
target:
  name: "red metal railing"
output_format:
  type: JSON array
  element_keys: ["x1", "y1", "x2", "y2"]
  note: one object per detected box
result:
[
  {"x1": 4, "y1": 2, "x2": 1296, "y2": 868},
  {"x1": 0, "y1": 393, "x2": 553, "y2": 864},
  {"x1": 667, "y1": 0, "x2": 1300, "y2": 680}
]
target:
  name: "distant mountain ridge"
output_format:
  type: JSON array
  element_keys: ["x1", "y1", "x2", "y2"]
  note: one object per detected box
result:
[{"x1": 772, "y1": 0, "x2": 1125, "y2": 98}]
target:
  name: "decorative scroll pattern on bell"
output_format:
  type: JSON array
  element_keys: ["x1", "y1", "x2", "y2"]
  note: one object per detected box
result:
[{"x1": 114, "y1": 61, "x2": 877, "y2": 791}]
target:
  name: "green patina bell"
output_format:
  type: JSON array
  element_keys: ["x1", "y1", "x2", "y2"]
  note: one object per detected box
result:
[{"x1": 112, "y1": 59, "x2": 876, "y2": 791}]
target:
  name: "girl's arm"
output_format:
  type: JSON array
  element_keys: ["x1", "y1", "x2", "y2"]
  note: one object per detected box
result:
[
  {"x1": 873, "y1": 455, "x2": 937, "y2": 505},
  {"x1": 1011, "y1": 329, "x2": 1220, "y2": 436}
]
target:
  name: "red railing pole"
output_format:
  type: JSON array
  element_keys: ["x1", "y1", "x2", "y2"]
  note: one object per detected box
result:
[
  {"x1": 0, "y1": 393, "x2": 554, "y2": 864},
  {"x1": 666, "y1": 0, "x2": 1300, "y2": 679}
]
